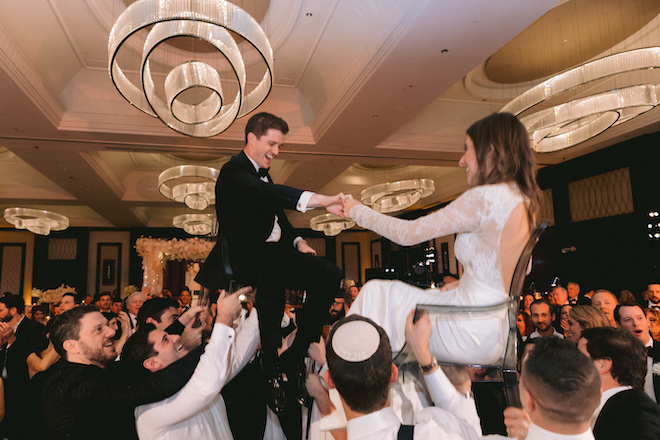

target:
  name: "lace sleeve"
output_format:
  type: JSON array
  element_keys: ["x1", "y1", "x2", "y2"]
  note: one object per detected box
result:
[{"x1": 349, "y1": 187, "x2": 488, "y2": 246}]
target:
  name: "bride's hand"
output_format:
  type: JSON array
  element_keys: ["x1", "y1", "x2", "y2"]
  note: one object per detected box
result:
[{"x1": 341, "y1": 195, "x2": 362, "y2": 219}]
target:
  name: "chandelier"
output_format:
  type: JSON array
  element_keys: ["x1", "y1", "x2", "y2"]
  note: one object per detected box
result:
[
  {"x1": 3, "y1": 208, "x2": 69, "y2": 235},
  {"x1": 361, "y1": 179, "x2": 435, "y2": 213},
  {"x1": 173, "y1": 214, "x2": 217, "y2": 236},
  {"x1": 108, "y1": 0, "x2": 273, "y2": 137},
  {"x1": 502, "y1": 47, "x2": 660, "y2": 152},
  {"x1": 310, "y1": 214, "x2": 356, "y2": 237},
  {"x1": 158, "y1": 165, "x2": 220, "y2": 210}
]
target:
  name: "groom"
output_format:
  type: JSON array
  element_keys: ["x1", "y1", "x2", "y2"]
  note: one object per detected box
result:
[{"x1": 215, "y1": 112, "x2": 343, "y2": 415}]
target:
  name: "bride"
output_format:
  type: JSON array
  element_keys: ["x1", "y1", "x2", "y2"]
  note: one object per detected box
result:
[{"x1": 342, "y1": 113, "x2": 541, "y2": 365}]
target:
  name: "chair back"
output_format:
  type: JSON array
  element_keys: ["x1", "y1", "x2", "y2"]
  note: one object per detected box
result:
[{"x1": 502, "y1": 222, "x2": 547, "y2": 407}]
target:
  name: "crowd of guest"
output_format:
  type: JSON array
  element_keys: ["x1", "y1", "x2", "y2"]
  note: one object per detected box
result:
[{"x1": 0, "y1": 278, "x2": 658, "y2": 439}]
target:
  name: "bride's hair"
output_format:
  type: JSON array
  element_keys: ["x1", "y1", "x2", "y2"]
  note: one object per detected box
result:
[{"x1": 467, "y1": 112, "x2": 541, "y2": 227}]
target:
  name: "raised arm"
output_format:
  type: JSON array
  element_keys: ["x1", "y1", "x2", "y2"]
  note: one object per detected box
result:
[
  {"x1": 226, "y1": 308, "x2": 260, "y2": 381},
  {"x1": 135, "y1": 290, "x2": 244, "y2": 429},
  {"x1": 404, "y1": 310, "x2": 482, "y2": 435},
  {"x1": 344, "y1": 187, "x2": 485, "y2": 246}
]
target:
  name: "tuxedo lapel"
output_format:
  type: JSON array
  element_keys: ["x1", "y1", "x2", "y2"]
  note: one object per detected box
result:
[{"x1": 237, "y1": 151, "x2": 261, "y2": 178}]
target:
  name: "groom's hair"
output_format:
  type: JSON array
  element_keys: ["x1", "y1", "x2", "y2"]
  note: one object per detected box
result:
[{"x1": 245, "y1": 112, "x2": 289, "y2": 143}]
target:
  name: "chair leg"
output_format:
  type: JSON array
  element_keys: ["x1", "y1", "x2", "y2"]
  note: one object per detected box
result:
[
  {"x1": 503, "y1": 370, "x2": 521, "y2": 408},
  {"x1": 392, "y1": 343, "x2": 417, "y2": 367}
]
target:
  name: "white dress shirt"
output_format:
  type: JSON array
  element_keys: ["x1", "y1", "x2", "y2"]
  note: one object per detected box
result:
[
  {"x1": 135, "y1": 311, "x2": 260, "y2": 440},
  {"x1": 423, "y1": 367, "x2": 482, "y2": 434},
  {"x1": 484, "y1": 422, "x2": 595, "y2": 440},
  {"x1": 524, "y1": 329, "x2": 564, "y2": 341},
  {"x1": 346, "y1": 405, "x2": 479, "y2": 440},
  {"x1": 644, "y1": 337, "x2": 657, "y2": 403}
]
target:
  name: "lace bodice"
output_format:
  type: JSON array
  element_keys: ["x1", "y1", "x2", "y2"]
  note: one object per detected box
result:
[{"x1": 350, "y1": 182, "x2": 526, "y2": 291}]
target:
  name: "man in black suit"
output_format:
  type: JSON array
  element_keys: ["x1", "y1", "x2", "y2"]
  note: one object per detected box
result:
[
  {"x1": 567, "y1": 281, "x2": 590, "y2": 305},
  {"x1": 38, "y1": 305, "x2": 204, "y2": 440},
  {"x1": 647, "y1": 282, "x2": 660, "y2": 309},
  {"x1": 614, "y1": 302, "x2": 660, "y2": 403},
  {"x1": 214, "y1": 113, "x2": 343, "y2": 415},
  {"x1": 579, "y1": 327, "x2": 660, "y2": 440},
  {"x1": 0, "y1": 293, "x2": 44, "y2": 439}
]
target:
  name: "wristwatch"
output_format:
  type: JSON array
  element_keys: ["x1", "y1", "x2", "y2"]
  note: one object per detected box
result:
[{"x1": 419, "y1": 359, "x2": 437, "y2": 373}]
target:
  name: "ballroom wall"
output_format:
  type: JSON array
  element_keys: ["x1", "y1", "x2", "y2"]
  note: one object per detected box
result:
[{"x1": 529, "y1": 129, "x2": 660, "y2": 295}]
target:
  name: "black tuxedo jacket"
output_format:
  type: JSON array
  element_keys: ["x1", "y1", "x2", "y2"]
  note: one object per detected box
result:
[
  {"x1": 650, "y1": 339, "x2": 660, "y2": 402},
  {"x1": 198, "y1": 151, "x2": 304, "y2": 288},
  {"x1": 0, "y1": 316, "x2": 44, "y2": 384},
  {"x1": 216, "y1": 151, "x2": 302, "y2": 254},
  {"x1": 593, "y1": 388, "x2": 660, "y2": 440},
  {"x1": 568, "y1": 294, "x2": 591, "y2": 306},
  {"x1": 0, "y1": 317, "x2": 45, "y2": 437}
]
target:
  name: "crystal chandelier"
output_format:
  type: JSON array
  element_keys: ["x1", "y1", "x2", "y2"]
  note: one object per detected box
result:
[
  {"x1": 158, "y1": 165, "x2": 220, "y2": 210},
  {"x1": 3, "y1": 208, "x2": 69, "y2": 235},
  {"x1": 360, "y1": 179, "x2": 435, "y2": 214},
  {"x1": 502, "y1": 47, "x2": 660, "y2": 152},
  {"x1": 310, "y1": 214, "x2": 356, "y2": 237},
  {"x1": 108, "y1": 0, "x2": 273, "y2": 137},
  {"x1": 173, "y1": 214, "x2": 217, "y2": 236}
]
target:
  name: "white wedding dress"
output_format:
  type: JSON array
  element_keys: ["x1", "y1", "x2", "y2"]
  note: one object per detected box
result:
[{"x1": 347, "y1": 182, "x2": 530, "y2": 365}]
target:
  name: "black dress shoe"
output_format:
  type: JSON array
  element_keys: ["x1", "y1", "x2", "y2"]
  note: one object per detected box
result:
[{"x1": 266, "y1": 371, "x2": 288, "y2": 414}]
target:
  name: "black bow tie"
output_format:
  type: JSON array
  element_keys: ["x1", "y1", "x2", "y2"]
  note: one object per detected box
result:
[
  {"x1": 258, "y1": 168, "x2": 270, "y2": 178},
  {"x1": 647, "y1": 346, "x2": 653, "y2": 356}
]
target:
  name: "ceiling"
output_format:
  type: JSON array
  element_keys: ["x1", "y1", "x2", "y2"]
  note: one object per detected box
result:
[{"x1": 1, "y1": 0, "x2": 659, "y2": 231}]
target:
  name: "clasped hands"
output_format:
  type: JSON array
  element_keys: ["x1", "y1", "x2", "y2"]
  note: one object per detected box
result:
[{"x1": 312, "y1": 192, "x2": 363, "y2": 219}]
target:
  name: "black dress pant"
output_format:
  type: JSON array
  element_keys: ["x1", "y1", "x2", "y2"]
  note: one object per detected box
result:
[{"x1": 234, "y1": 243, "x2": 342, "y2": 375}]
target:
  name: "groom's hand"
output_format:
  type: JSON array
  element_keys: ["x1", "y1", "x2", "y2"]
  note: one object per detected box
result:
[
  {"x1": 297, "y1": 240, "x2": 317, "y2": 255},
  {"x1": 309, "y1": 193, "x2": 344, "y2": 213}
]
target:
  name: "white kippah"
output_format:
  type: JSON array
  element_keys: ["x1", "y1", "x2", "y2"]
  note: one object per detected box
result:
[{"x1": 331, "y1": 320, "x2": 380, "y2": 362}]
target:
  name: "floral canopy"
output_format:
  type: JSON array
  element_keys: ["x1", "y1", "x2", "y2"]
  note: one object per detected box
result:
[{"x1": 135, "y1": 237, "x2": 214, "y2": 295}]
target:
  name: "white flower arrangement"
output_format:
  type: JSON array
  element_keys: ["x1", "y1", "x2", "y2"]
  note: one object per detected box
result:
[
  {"x1": 653, "y1": 362, "x2": 660, "y2": 376},
  {"x1": 30, "y1": 288, "x2": 43, "y2": 299},
  {"x1": 37, "y1": 284, "x2": 76, "y2": 304},
  {"x1": 135, "y1": 237, "x2": 214, "y2": 262}
]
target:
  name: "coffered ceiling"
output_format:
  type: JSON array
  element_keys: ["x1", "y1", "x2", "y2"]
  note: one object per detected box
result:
[{"x1": 1, "y1": 0, "x2": 659, "y2": 231}]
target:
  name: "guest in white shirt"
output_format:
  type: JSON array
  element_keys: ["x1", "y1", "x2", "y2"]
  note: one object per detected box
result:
[
  {"x1": 486, "y1": 337, "x2": 600, "y2": 440},
  {"x1": 526, "y1": 300, "x2": 564, "y2": 340},
  {"x1": 324, "y1": 314, "x2": 481, "y2": 440},
  {"x1": 122, "y1": 287, "x2": 260, "y2": 440}
]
